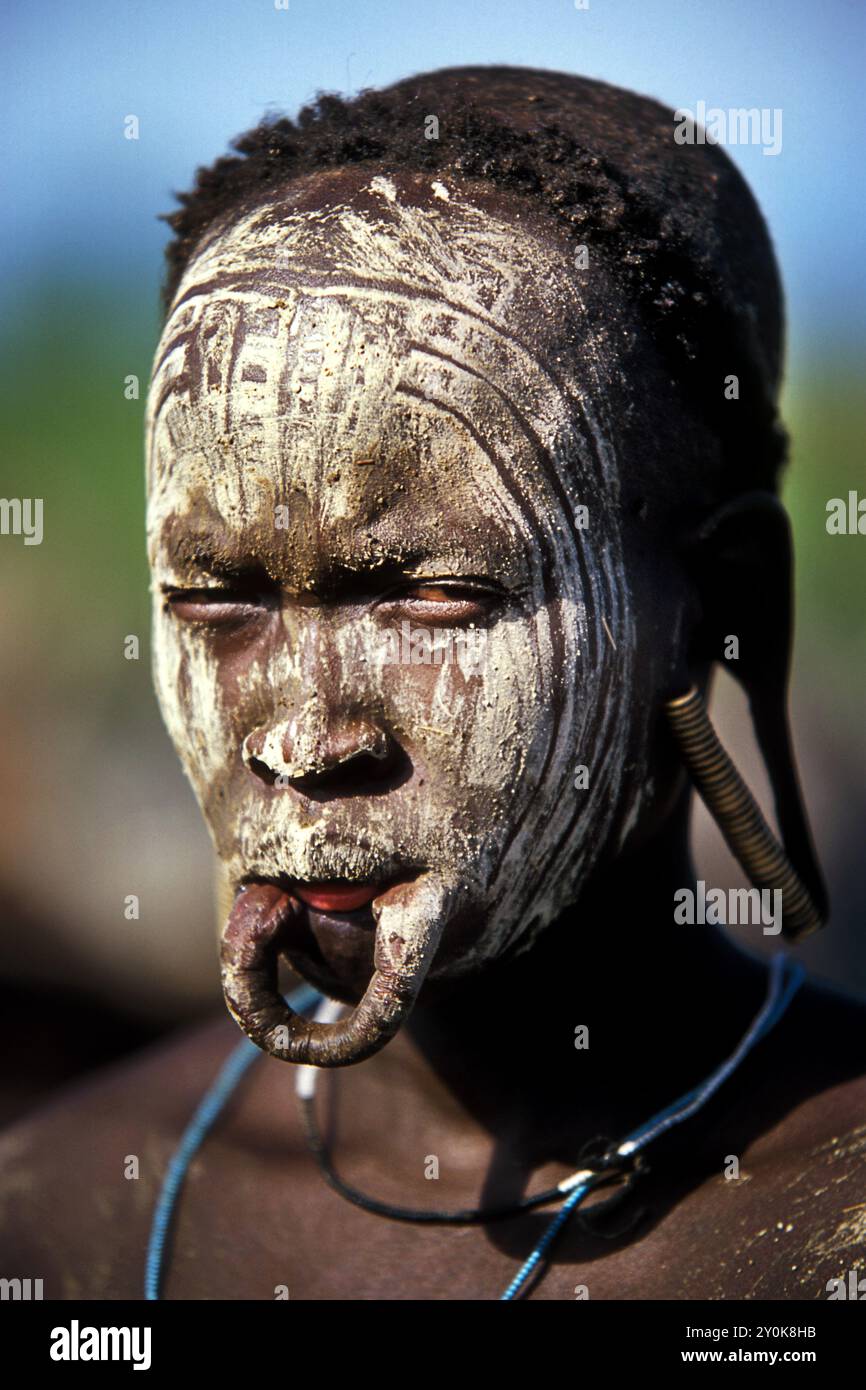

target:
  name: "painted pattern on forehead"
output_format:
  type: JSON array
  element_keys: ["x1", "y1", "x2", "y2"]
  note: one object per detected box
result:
[
  {"x1": 146, "y1": 184, "x2": 640, "y2": 967},
  {"x1": 148, "y1": 199, "x2": 618, "y2": 624},
  {"x1": 148, "y1": 186, "x2": 616, "y2": 474}
]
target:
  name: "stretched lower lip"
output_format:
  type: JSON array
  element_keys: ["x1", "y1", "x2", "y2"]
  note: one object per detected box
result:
[{"x1": 292, "y1": 881, "x2": 382, "y2": 913}]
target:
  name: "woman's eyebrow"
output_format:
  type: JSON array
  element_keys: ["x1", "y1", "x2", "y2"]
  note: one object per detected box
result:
[
  {"x1": 157, "y1": 516, "x2": 527, "y2": 590},
  {"x1": 159, "y1": 527, "x2": 249, "y2": 578}
]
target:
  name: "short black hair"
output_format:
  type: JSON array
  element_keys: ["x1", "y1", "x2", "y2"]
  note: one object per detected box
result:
[{"x1": 160, "y1": 65, "x2": 788, "y2": 494}]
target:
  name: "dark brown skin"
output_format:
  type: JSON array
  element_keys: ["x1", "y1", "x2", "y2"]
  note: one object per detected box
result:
[
  {"x1": 2, "y1": 824, "x2": 865, "y2": 1300},
  {"x1": 2, "y1": 171, "x2": 863, "y2": 1301}
]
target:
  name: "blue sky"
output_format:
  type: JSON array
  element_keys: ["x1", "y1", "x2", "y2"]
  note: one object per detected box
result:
[{"x1": 4, "y1": 0, "x2": 864, "y2": 368}]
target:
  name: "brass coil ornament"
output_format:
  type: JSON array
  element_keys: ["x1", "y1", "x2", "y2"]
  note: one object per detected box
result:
[{"x1": 665, "y1": 685, "x2": 825, "y2": 942}]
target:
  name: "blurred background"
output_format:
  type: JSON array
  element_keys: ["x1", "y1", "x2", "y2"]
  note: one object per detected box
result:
[{"x1": 0, "y1": 0, "x2": 863, "y2": 1123}]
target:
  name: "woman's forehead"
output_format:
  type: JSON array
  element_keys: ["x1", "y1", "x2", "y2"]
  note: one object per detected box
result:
[
  {"x1": 167, "y1": 165, "x2": 580, "y2": 309},
  {"x1": 147, "y1": 192, "x2": 619, "y2": 554},
  {"x1": 150, "y1": 165, "x2": 611, "y2": 420}
]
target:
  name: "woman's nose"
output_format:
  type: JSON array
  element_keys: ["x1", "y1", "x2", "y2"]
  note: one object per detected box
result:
[{"x1": 242, "y1": 710, "x2": 401, "y2": 794}]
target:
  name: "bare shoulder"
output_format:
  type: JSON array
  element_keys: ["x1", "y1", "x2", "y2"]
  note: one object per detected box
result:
[
  {"x1": 675, "y1": 978, "x2": 866, "y2": 1300},
  {"x1": 759, "y1": 1062, "x2": 866, "y2": 1297},
  {"x1": 0, "y1": 1012, "x2": 240, "y2": 1299}
]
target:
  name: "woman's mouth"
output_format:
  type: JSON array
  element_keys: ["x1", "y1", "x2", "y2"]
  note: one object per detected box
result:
[
  {"x1": 220, "y1": 870, "x2": 460, "y2": 1066},
  {"x1": 292, "y1": 880, "x2": 382, "y2": 914},
  {"x1": 280, "y1": 875, "x2": 424, "y2": 998}
]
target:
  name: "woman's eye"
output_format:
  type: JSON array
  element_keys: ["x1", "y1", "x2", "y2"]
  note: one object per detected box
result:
[
  {"x1": 164, "y1": 588, "x2": 265, "y2": 626},
  {"x1": 388, "y1": 583, "x2": 499, "y2": 624},
  {"x1": 408, "y1": 585, "x2": 464, "y2": 603}
]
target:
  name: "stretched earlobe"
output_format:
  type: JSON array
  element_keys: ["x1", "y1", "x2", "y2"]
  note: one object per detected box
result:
[
  {"x1": 665, "y1": 685, "x2": 825, "y2": 941},
  {"x1": 673, "y1": 490, "x2": 829, "y2": 940}
]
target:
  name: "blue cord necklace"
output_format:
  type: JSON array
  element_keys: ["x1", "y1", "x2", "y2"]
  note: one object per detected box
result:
[{"x1": 145, "y1": 952, "x2": 804, "y2": 1301}]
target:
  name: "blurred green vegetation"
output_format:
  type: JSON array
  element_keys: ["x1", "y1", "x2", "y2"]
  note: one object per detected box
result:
[
  {"x1": 0, "y1": 281, "x2": 159, "y2": 705},
  {"x1": 783, "y1": 364, "x2": 865, "y2": 668}
]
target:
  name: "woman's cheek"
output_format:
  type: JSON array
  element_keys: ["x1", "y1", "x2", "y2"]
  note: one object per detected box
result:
[
  {"x1": 383, "y1": 616, "x2": 548, "y2": 820},
  {"x1": 152, "y1": 607, "x2": 235, "y2": 805}
]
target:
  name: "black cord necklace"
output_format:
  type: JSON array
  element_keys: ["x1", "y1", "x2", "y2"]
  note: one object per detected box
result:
[
  {"x1": 297, "y1": 1083, "x2": 644, "y2": 1226},
  {"x1": 146, "y1": 954, "x2": 804, "y2": 1300}
]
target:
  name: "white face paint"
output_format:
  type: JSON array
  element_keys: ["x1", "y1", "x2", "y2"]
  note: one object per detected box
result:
[{"x1": 146, "y1": 169, "x2": 645, "y2": 1007}]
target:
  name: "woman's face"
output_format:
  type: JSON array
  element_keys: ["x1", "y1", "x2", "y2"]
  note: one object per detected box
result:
[{"x1": 146, "y1": 167, "x2": 681, "y2": 1007}]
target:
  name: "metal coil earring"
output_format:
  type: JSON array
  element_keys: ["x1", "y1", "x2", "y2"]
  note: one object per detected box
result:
[{"x1": 665, "y1": 685, "x2": 825, "y2": 942}]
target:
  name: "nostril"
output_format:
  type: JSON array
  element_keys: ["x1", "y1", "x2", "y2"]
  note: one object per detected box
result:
[
  {"x1": 343, "y1": 748, "x2": 396, "y2": 781},
  {"x1": 287, "y1": 743, "x2": 413, "y2": 800},
  {"x1": 247, "y1": 756, "x2": 279, "y2": 787}
]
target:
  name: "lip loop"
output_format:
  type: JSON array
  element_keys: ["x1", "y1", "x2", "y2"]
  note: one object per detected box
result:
[{"x1": 219, "y1": 876, "x2": 451, "y2": 1067}]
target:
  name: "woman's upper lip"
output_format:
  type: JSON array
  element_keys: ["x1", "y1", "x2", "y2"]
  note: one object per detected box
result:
[{"x1": 292, "y1": 881, "x2": 382, "y2": 913}]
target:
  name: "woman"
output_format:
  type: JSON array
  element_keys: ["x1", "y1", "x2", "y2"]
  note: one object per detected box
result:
[{"x1": 3, "y1": 66, "x2": 864, "y2": 1301}]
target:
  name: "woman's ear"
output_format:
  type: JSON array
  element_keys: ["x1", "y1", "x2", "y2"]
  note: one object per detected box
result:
[
  {"x1": 686, "y1": 491, "x2": 792, "y2": 696},
  {"x1": 682, "y1": 490, "x2": 829, "y2": 922}
]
